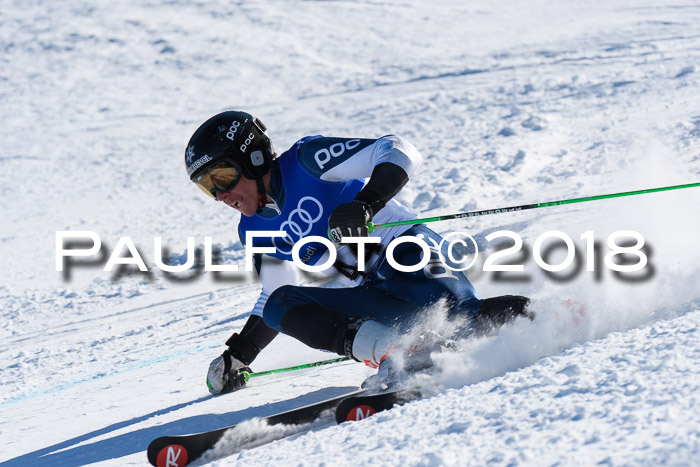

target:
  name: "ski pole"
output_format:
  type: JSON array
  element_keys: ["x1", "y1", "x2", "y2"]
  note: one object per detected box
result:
[
  {"x1": 241, "y1": 356, "x2": 351, "y2": 382},
  {"x1": 367, "y1": 182, "x2": 700, "y2": 233}
]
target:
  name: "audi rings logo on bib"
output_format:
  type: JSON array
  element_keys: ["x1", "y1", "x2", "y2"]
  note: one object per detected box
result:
[{"x1": 273, "y1": 196, "x2": 324, "y2": 255}]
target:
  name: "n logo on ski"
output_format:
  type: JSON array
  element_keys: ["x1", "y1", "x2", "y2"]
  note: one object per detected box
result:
[{"x1": 346, "y1": 404, "x2": 377, "y2": 421}]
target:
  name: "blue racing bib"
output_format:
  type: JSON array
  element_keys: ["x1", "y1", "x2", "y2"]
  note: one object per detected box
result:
[{"x1": 239, "y1": 137, "x2": 364, "y2": 265}]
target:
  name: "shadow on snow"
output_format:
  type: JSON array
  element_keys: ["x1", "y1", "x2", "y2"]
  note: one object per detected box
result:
[{"x1": 1, "y1": 386, "x2": 357, "y2": 466}]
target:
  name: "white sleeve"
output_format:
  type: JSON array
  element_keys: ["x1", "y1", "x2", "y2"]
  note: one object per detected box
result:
[
  {"x1": 319, "y1": 135, "x2": 423, "y2": 182},
  {"x1": 250, "y1": 256, "x2": 300, "y2": 317}
]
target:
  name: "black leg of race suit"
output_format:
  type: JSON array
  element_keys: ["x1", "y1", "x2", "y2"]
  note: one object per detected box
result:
[
  {"x1": 475, "y1": 295, "x2": 533, "y2": 334},
  {"x1": 279, "y1": 302, "x2": 361, "y2": 357},
  {"x1": 273, "y1": 291, "x2": 534, "y2": 357},
  {"x1": 268, "y1": 284, "x2": 418, "y2": 356}
]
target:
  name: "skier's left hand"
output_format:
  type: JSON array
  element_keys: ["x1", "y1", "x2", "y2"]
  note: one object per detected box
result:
[
  {"x1": 328, "y1": 200, "x2": 373, "y2": 243},
  {"x1": 206, "y1": 349, "x2": 252, "y2": 395}
]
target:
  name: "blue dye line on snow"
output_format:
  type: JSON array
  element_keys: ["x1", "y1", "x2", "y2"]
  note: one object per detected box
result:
[{"x1": 0, "y1": 342, "x2": 220, "y2": 407}]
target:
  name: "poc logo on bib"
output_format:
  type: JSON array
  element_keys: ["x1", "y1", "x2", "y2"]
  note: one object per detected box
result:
[{"x1": 315, "y1": 139, "x2": 361, "y2": 169}]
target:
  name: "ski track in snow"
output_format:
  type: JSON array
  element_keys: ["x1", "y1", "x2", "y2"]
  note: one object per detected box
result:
[{"x1": 1, "y1": 0, "x2": 699, "y2": 465}]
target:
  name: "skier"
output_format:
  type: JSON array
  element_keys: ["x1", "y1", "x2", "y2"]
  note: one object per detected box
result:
[{"x1": 185, "y1": 111, "x2": 531, "y2": 394}]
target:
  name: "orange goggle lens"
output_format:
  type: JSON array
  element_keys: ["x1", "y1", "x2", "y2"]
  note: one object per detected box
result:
[{"x1": 194, "y1": 163, "x2": 242, "y2": 199}]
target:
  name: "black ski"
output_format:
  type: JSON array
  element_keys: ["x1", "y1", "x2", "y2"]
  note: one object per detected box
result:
[
  {"x1": 335, "y1": 388, "x2": 422, "y2": 423},
  {"x1": 147, "y1": 388, "x2": 366, "y2": 467}
]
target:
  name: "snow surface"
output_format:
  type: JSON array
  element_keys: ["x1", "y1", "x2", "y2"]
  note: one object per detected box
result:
[{"x1": 1, "y1": 0, "x2": 699, "y2": 465}]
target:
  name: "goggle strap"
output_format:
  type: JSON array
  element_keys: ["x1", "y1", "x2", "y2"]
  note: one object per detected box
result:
[
  {"x1": 255, "y1": 177, "x2": 267, "y2": 213},
  {"x1": 253, "y1": 117, "x2": 267, "y2": 133}
]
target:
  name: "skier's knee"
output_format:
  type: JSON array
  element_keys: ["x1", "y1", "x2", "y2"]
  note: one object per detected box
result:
[
  {"x1": 476, "y1": 295, "x2": 532, "y2": 334},
  {"x1": 262, "y1": 285, "x2": 298, "y2": 330}
]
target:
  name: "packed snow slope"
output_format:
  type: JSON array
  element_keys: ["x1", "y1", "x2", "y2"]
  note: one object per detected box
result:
[{"x1": 1, "y1": 0, "x2": 699, "y2": 465}]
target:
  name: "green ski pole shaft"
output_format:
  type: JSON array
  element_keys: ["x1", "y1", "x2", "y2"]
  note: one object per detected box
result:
[
  {"x1": 241, "y1": 356, "x2": 351, "y2": 382},
  {"x1": 367, "y1": 182, "x2": 700, "y2": 233}
]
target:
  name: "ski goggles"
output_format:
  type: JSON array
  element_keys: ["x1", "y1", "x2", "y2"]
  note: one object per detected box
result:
[{"x1": 193, "y1": 161, "x2": 242, "y2": 199}]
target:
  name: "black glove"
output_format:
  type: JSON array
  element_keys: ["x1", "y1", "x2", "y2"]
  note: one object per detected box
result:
[
  {"x1": 328, "y1": 162, "x2": 410, "y2": 244},
  {"x1": 206, "y1": 349, "x2": 252, "y2": 395},
  {"x1": 206, "y1": 316, "x2": 278, "y2": 395},
  {"x1": 328, "y1": 200, "x2": 373, "y2": 243}
]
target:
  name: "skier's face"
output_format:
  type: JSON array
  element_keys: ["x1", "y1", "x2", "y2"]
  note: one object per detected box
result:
[{"x1": 215, "y1": 174, "x2": 262, "y2": 216}]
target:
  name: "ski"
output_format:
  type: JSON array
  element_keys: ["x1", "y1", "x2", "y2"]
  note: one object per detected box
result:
[
  {"x1": 147, "y1": 388, "x2": 366, "y2": 467},
  {"x1": 335, "y1": 388, "x2": 423, "y2": 423}
]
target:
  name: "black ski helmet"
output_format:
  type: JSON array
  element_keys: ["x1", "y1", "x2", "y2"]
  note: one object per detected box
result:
[
  {"x1": 185, "y1": 110, "x2": 274, "y2": 182},
  {"x1": 185, "y1": 111, "x2": 275, "y2": 212}
]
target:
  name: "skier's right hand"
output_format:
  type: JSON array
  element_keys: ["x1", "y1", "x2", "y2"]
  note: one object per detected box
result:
[{"x1": 206, "y1": 349, "x2": 252, "y2": 395}]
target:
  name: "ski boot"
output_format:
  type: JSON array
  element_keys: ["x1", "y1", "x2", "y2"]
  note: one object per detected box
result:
[{"x1": 347, "y1": 320, "x2": 456, "y2": 390}]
